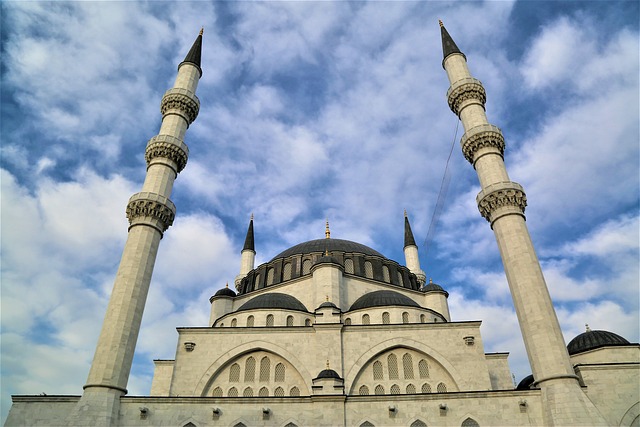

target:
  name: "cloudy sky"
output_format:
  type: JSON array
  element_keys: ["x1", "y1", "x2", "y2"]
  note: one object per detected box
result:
[{"x1": 1, "y1": 0, "x2": 638, "y2": 422}]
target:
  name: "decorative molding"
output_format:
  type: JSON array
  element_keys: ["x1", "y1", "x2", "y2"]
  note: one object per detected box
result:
[
  {"x1": 126, "y1": 192, "x2": 176, "y2": 233},
  {"x1": 460, "y1": 124, "x2": 505, "y2": 164},
  {"x1": 160, "y1": 88, "x2": 200, "y2": 124},
  {"x1": 476, "y1": 182, "x2": 527, "y2": 223},
  {"x1": 447, "y1": 78, "x2": 486, "y2": 116},
  {"x1": 145, "y1": 135, "x2": 189, "y2": 173}
]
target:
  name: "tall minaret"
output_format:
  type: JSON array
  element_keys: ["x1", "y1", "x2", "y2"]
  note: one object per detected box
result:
[
  {"x1": 235, "y1": 214, "x2": 256, "y2": 289},
  {"x1": 439, "y1": 22, "x2": 606, "y2": 426},
  {"x1": 403, "y1": 210, "x2": 426, "y2": 286},
  {"x1": 68, "y1": 30, "x2": 203, "y2": 426}
]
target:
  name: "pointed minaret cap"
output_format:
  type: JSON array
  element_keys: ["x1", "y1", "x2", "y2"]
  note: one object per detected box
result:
[
  {"x1": 242, "y1": 214, "x2": 255, "y2": 252},
  {"x1": 179, "y1": 28, "x2": 203, "y2": 77},
  {"x1": 439, "y1": 20, "x2": 466, "y2": 68},
  {"x1": 404, "y1": 210, "x2": 417, "y2": 248}
]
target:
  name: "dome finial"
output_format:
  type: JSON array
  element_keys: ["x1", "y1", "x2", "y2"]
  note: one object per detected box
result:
[
  {"x1": 439, "y1": 19, "x2": 444, "y2": 28},
  {"x1": 326, "y1": 295, "x2": 329, "y2": 302},
  {"x1": 404, "y1": 209, "x2": 408, "y2": 218},
  {"x1": 326, "y1": 360, "x2": 330, "y2": 369},
  {"x1": 199, "y1": 27, "x2": 204, "y2": 36},
  {"x1": 225, "y1": 282, "x2": 229, "y2": 288},
  {"x1": 325, "y1": 219, "x2": 331, "y2": 239},
  {"x1": 250, "y1": 212, "x2": 254, "y2": 221},
  {"x1": 429, "y1": 278, "x2": 433, "y2": 284},
  {"x1": 585, "y1": 323, "x2": 591, "y2": 332}
]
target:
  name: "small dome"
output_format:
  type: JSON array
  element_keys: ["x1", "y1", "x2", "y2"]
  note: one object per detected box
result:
[
  {"x1": 315, "y1": 368, "x2": 341, "y2": 380},
  {"x1": 516, "y1": 374, "x2": 536, "y2": 390},
  {"x1": 349, "y1": 290, "x2": 420, "y2": 311},
  {"x1": 213, "y1": 287, "x2": 236, "y2": 298},
  {"x1": 421, "y1": 280, "x2": 449, "y2": 297},
  {"x1": 567, "y1": 329, "x2": 630, "y2": 355},
  {"x1": 237, "y1": 293, "x2": 308, "y2": 313},
  {"x1": 318, "y1": 301, "x2": 338, "y2": 309}
]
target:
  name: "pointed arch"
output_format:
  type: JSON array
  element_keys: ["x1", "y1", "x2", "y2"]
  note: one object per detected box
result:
[
  {"x1": 403, "y1": 353, "x2": 414, "y2": 379},
  {"x1": 244, "y1": 357, "x2": 255, "y2": 381},
  {"x1": 229, "y1": 363, "x2": 240, "y2": 382},
  {"x1": 410, "y1": 420, "x2": 427, "y2": 427},
  {"x1": 461, "y1": 418, "x2": 480, "y2": 427},
  {"x1": 387, "y1": 354, "x2": 399, "y2": 379},
  {"x1": 243, "y1": 386, "x2": 253, "y2": 397}
]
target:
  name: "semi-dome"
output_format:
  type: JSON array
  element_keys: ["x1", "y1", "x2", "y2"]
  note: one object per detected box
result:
[
  {"x1": 567, "y1": 329, "x2": 630, "y2": 355},
  {"x1": 516, "y1": 374, "x2": 536, "y2": 390},
  {"x1": 236, "y1": 292, "x2": 308, "y2": 313},
  {"x1": 272, "y1": 238, "x2": 384, "y2": 260},
  {"x1": 349, "y1": 290, "x2": 421, "y2": 311}
]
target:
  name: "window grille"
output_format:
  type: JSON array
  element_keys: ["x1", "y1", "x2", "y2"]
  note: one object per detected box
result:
[
  {"x1": 284, "y1": 423, "x2": 298, "y2": 427},
  {"x1": 388, "y1": 354, "x2": 399, "y2": 379},
  {"x1": 229, "y1": 363, "x2": 240, "y2": 382},
  {"x1": 362, "y1": 314, "x2": 370, "y2": 325},
  {"x1": 266, "y1": 314, "x2": 274, "y2": 327},
  {"x1": 275, "y1": 363, "x2": 285, "y2": 382},
  {"x1": 283, "y1": 263, "x2": 292, "y2": 280},
  {"x1": 397, "y1": 272, "x2": 403, "y2": 286},
  {"x1": 402, "y1": 312, "x2": 409, "y2": 324},
  {"x1": 228, "y1": 387, "x2": 238, "y2": 397},
  {"x1": 212, "y1": 387, "x2": 222, "y2": 397},
  {"x1": 259, "y1": 357, "x2": 270, "y2": 381},
  {"x1": 406, "y1": 384, "x2": 416, "y2": 394},
  {"x1": 382, "y1": 312, "x2": 390, "y2": 324},
  {"x1": 245, "y1": 357, "x2": 256, "y2": 381},
  {"x1": 344, "y1": 318, "x2": 352, "y2": 325},
  {"x1": 411, "y1": 420, "x2": 427, "y2": 427},
  {"x1": 267, "y1": 268, "x2": 275, "y2": 285},
  {"x1": 259, "y1": 387, "x2": 269, "y2": 397},
  {"x1": 382, "y1": 265, "x2": 390, "y2": 282},
  {"x1": 421, "y1": 383, "x2": 431, "y2": 393},
  {"x1": 302, "y1": 259, "x2": 311, "y2": 275},
  {"x1": 255, "y1": 273, "x2": 261, "y2": 288},
  {"x1": 243, "y1": 387, "x2": 253, "y2": 397},
  {"x1": 246, "y1": 315, "x2": 254, "y2": 327},
  {"x1": 437, "y1": 382, "x2": 447, "y2": 393},
  {"x1": 364, "y1": 261, "x2": 373, "y2": 278},
  {"x1": 231, "y1": 318, "x2": 237, "y2": 327},
  {"x1": 345, "y1": 258, "x2": 354, "y2": 274},
  {"x1": 290, "y1": 386, "x2": 300, "y2": 396},
  {"x1": 403, "y1": 353, "x2": 414, "y2": 379},
  {"x1": 390, "y1": 384, "x2": 401, "y2": 394},
  {"x1": 461, "y1": 418, "x2": 480, "y2": 427},
  {"x1": 286, "y1": 315, "x2": 294, "y2": 326},
  {"x1": 233, "y1": 423, "x2": 246, "y2": 427},
  {"x1": 359, "y1": 385, "x2": 369, "y2": 395},
  {"x1": 373, "y1": 361, "x2": 383, "y2": 380},
  {"x1": 418, "y1": 359, "x2": 429, "y2": 378},
  {"x1": 374, "y1": 385, "x2": 384, "y2": 395},
  {"x1": 274, "y1": 387, "x2": 284, "y2": 397},
  {"x1": 360, "y1": 422, "x2": 374, "y2": 427}
]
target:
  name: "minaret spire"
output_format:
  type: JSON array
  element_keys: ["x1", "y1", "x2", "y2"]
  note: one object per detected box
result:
[
  {"x1": 243, "y1": 213, "x2": 255, "y2": 251},
  {"x1": 440, "y1": 22, "x2": 606, "y2": 426},
  {"x1": 403, "y1": 210, "x2": 426, "y2": 286},
  {"x1": 68, "y1": 30, "x2": 204, "y2": 426},
  {"x1": 235, "y1": 214, "x2": 256, "y2": 290}
]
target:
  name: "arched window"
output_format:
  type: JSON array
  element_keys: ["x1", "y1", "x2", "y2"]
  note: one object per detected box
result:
[
  {"x1": 374, "y1": 385, "x2": 384, "y2": 395},
  {"x1": 418, "y1": 359, "x2": 429, "y2": 378},
  {"x1": 397, "y1": 271, "x2": 403, "y2": 286},
  {"x1": 382, "y1": 312, "x2": 390, "y2": 324},
  {"x1": 274, "y1": 387, "x2": 284, "y2": 397},
  {"x1": 284, "y1": 423, "x2": 298, "y2": 427},
  {"x1": 231, "y1": 318, "x2": 237, "y2": 327},
  {"x1": 421, "y1": 383, "x2": 432, "y2": 393},
  {"x1": 410, "y1": 420, "x2": 427, "y2": 427},
  {"x1": 362, "y1": 314, "x2": 370, "y2": 325},
  {"x1": 373, "y1": 361, "x2": 383, "y2": 380},
  {"x1": 406, "y1": 383, "x2": 416, "y2": 394},
  {"x1": 437, "y1": 382, "x2": 447, "y2": 393},
  {"x1": 283, "y1": 262, "x2": 292, "y2": 280},
  {"x1": 345, "y1": 258, "x2": 354, "y2": 274},
  {"x1": 305, "y1": 318, "x2": 311, "y2": 326},
  {"x1": 461, "y1": 418, "x2": 480, "y2": 427},
  {"x1": 390, "y1": 384, "x2": 401, "y2": 394},
  {"x1": 388, "y1": 354, "x2": 399, "y2": 379},
  {"x1": 212, "y1": 387, "x2": 222, "y2": 397},
  {"x1": 245, "y1": 357, "x2": 255, "y2": 381},
  {"x1": 183, "y1": 423, "x2": 196, "y2": 427},
  {"x1": 286, "y1": 315, "x2": 294, "y2": 326},
  {"x1": 266, "y1": 267, "x2": 275, "y2": 285},
  {"x1": 229, "y1": 363, "x2": 240, "y2": 382},
  {"x1": 302, "y1": 259, "x2": 311, "y2": 275},
  {"x1": 382, "y1": 265, "x2": 390, "y2": 282},
  {"x1": 243, "y1": 386, "x2": 253, "y2": 397},
  {"x1": 359, "y1": 385, "x2": 370, "y2": 395},
  {"x1": 420, "y1": 314, "x2": 426, "y2": 323},
  {"x1": 402, "y1": 312, "x2": 409, "y2": 324},
  {"x1": 260, "y1": 356, "x2": 270, "y2": 381},
  {"x1": 259, "y1": 387, "x2": 269, "y2": 397},
  {"x1": 266, "y1": 314, "x2": 274, "y2": 327},
  {"x1": 290, "y1": 386, "x2": 300, "y2": 396},
  {"x1": 360, "y1": 422, "x2": 375, "y2": 427},
  {"x1": 233, "y1": 423, "x2": 246, "y2": 427},
  {"x1": 275, "y1": 363, "x2": 285, "y2": 382},
  {"x1": 403, "y1": 353, "x2": 414, "y2": 379},
  {"x1": 228, "y1": 387, "x2": 238, "y2": 397},
  {"x1": 247, "y1": 315, "x2": 254, "y2": 327},
  {"x1": 255, "y1": 273, "x2": 261, "y2": 289},
  {"x1": 344, "y1": 317, "x2": 352, "y2": 325},
  {"x1": 364, "y1": 261, "x2": 373, "y2": 278}
]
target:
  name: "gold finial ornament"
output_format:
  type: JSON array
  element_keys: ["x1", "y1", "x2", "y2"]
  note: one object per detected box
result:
[
  {"x1": 429, "y1": 278, "x2": 433, "y2": 284},
  {"x1": 199, "y1": 27, "x2": 204, "y2": 36},
  {"x1": 439, "y1": 19, "x2": 444, "y2": 28},
  {"x1": 404, "y1": 209, "x2": 408, "y2": 218},
  {"x1": 225, "y1": 282, "x2": 229, "y2": 288},
  {"x1": 325, "y1": 219, "x2": 331, "y2": 239},
  {"x1": 326, "y1": 295, "x2": 329, "y2": 302},
  {"x1": 250, "y1": 213, "x2": 254, "y2": 221},
  {"x1": 326, "y1": 360, "x2": 330, "y2": 369},
  {"x1": 585, "y1": 323, "x2": 591, "y2": 332}
]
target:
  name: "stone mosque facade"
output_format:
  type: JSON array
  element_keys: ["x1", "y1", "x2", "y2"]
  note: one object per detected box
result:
[{"x1": 6, "y1": 24, "x2": 639, "y2": 427}]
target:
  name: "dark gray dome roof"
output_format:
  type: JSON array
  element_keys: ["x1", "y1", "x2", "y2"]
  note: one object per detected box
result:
[
  {"x1": 214, "y1": 287, "x2": 236, "y2": 298},
  {"x1": 315, "y1": 368, "x2": 341, "y2": 380},
  {"x1": 318, "y1": 301, "x2": 338, "y2": 309},
  {"x1": 516, "y1": 374, "x2": 536, "y2": 390},
  {"x1": 567, "y1": 330, "x2": 630, "y2": 355},
  {"x1": 421, "y1": 281, "x2": 449, "y2": 297},
  {"x1": 272, "y1": 238, "x2": 384, "y2": 260},
  {"x1": 237, "y1": 292, "x2": 308, "y2": 313},
  {"x1": 349, "y1": 290, "x2": 420, "y2": 311}
]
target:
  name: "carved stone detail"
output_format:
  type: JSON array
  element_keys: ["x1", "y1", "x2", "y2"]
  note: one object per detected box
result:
[
  {"x1": 447, "y1": 78, "x2": 486, "y2": 116},
  {"x1": 126, "y1": 192, "x2": 176, "y2": 233},
  {"x1": 476, "y1": 182, "x2": 527, "y2": 223},
  {"x1": 160, "y1": 88, "x2": 200, "y2": 124},
  {"x1": 145, "y1": 135, "x2": 189, "y2": 173},
  {"x1": 460, "y1": 124, "x2": 505, "y2": 164}
]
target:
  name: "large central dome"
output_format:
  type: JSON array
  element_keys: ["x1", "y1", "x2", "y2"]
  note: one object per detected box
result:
[{"x1": 271, "y1": 238, "x2": 385, "y2": 261}]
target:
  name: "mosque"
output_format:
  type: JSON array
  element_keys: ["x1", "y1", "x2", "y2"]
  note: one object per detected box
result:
[{"x1": 5, "y1": 23, "x2": 639, "y2": 427}]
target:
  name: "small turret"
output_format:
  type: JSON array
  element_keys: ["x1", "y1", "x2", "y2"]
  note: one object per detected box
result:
[
  {"x1": 235, "y1": 214, "x2": 256, "y2": 290},
  {"x1": 403, "y1": 210, "x2": 426, "y2": 286}
]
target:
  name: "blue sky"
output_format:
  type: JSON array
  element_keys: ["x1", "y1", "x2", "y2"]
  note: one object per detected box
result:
[{"x1": 1, "y1": 1, "x2": 638, "y2": 422}]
